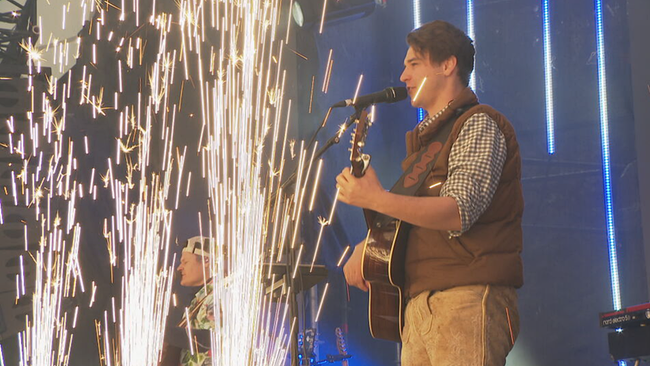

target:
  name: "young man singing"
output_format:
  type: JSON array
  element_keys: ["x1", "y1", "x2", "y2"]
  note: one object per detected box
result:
[{"x1": 337, "y1": 20, "x2": 523, "y2": 366}]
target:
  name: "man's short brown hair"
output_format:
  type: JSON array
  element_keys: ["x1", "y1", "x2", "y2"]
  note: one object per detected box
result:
[{"x1": 406, "y1": 20, "x2": 475, "y2": 87}]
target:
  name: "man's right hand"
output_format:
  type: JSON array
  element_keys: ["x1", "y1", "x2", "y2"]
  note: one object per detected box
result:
[{"x1": 343, "y1": 242, "x2": 369, "y2": 292}]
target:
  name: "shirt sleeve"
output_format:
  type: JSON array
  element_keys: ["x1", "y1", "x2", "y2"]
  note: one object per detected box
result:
[{"x1": 440, "y1": 113, "x2": 507, "y2": 237}]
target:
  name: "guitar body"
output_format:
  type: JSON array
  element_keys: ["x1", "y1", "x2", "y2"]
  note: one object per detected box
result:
[
  {"x1": 347, "y1": 103, "x2": 466, "y2": 343},
  {"x1": 348, "y1": 108, "x2": 411, "y2": 342},
  {"x1": 361, "y1": 214, "x2": 410, "y2": 343}
]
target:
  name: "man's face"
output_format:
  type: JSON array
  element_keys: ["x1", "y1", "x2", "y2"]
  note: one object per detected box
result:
[
  {"x1": 177, "y1": 252, "x2": 207, "y2": 287},
  {"x1": 399, "y1": 47, "x2": 446, "y2": 111}
]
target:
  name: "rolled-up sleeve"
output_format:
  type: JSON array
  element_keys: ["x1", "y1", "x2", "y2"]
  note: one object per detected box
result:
[{"x1": 440, "y1": 113, "x2": 506, "y2": 237}]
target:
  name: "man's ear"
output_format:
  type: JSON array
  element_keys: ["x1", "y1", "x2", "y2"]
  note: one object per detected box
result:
[{"x1": 442, "y1": 56, "x2": 458, "y2": 76}]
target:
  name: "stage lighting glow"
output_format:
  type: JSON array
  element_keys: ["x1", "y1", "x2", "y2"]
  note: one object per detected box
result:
[
  {"x1": 542, "y1": 0, "x2": 555, "y2": 155},
  {"x1": 291, "y1": 0, "x2": 376, "y2": 29},
  {"x1": 293, "y1": 2, "x2": 305, "y2": 27},
  {"x1": 467, "y1": 0, "x2": 476, "y2": 90},
  {"x1": 412, "y1": 0, "x2": 425, "y2": 122},
  {"x1": 594, "y1": 0, "x2": 621, "y2": 312},
  {"x1": 417, "y1": 106, "x2": 426, "y2": 122},
  {"x1": 413, "y1": 0, "x2": 421, "y2": 28}
]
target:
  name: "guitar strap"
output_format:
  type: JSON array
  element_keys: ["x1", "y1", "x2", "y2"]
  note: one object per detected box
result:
[{"x1": 369, "y1": 104, "x2": 477, "y2": 228}]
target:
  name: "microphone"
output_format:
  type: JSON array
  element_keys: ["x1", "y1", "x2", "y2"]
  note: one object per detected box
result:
[{"x1": 332, "y1": 86, "x2": 407, "y2": 108}]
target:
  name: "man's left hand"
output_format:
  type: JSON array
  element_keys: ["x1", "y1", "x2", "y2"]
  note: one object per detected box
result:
[{"x1": 336, "y1": 165, "x2": 385, "y2": 210}]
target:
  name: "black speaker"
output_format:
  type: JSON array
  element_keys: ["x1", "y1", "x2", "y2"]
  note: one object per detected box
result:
[{"x1": 608, "y1": 326, "x2": 650, "y2": 362}]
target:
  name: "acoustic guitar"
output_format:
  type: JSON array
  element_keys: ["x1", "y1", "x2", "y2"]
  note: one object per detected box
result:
[{"x1": 349, "y1": 109, "x2": 408, "y2": 343}]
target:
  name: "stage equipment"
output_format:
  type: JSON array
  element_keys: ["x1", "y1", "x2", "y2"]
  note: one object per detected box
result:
[
  {"x1": 263, "y1": 263, "x2": 327, "y2": 366},
  {"x1": 291, "y1": 0, "x2": 380, "y2": 29},
  {"x1": 0, "y1": 0, "x2": 38, "y2": 67},
  {"x1": 600, "y1": 302, "x2": 650, "y2": 329},
  {"x1": 601, "y1": 302, "x2": 650, "y2": 364},
  {"x1": 271, "y1": 104, "x2": 371, "y2": 365},
  {"x1": 331, "y1": 86, "x2": 406, "y2": 108},
  {"x1": 263, "y1": 264, "x2": 328, "y2": 299}
]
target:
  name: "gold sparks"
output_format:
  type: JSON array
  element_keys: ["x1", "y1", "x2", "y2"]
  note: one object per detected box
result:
[
  {"x1": 289, "y1": 139, "x2": 296, "y2": 159},
  {"x1": 20, "y1": 40, "x2": 45, "y2": 62},
  {"x1": 8, "y1": 2, "x2": 330, "y2": 366},
  {"x1": 317, "y1": 215, "x2": 330, "y2": 226},
  {"x1": 117, "y1": 138, "x2": 139, "y2": 154}
]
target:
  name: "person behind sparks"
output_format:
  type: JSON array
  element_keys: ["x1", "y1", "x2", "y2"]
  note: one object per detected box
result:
[
  {"x1": 337, "y1": 20, "x2": 523, "y2": 366},
  {"x1": 161, "y1": 236, "x2": 217, "y2": 366}
]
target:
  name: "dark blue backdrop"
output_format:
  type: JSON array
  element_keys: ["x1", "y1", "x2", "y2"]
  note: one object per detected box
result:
[{"x1": 294, "y1": 1, "x2": 648, "y2": 365}]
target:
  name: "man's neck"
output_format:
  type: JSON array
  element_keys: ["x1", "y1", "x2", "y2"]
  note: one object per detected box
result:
[{"x1": 425, "y1": 83, "x2": 466, "y2": 117}]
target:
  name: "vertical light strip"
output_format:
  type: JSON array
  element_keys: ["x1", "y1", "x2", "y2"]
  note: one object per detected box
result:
[
  {"x1": 542, "y1": 0, "x2": 555, "y2": 155},
  {"x1": 467, "y1": 0, "x2": 476, "y2": 90},
  {"x1": 413, "y1": 0, "x2": 426, "y2": 122},
  {"x1": 413, "y1": 0, "x2": 421, "y2": 28},
  {"x1": 594, "y1": 0, "x2": 621, "y2": 312}
]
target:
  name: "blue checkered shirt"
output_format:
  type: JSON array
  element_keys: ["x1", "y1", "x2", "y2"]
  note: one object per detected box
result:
[{"x1": 417, "y1": 109, "x2": 507, "y2": 237}]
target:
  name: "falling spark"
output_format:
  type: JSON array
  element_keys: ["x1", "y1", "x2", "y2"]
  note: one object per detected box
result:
[
  {"x1": 309, "y1": 76, "x2": 315, "y2": 113},
  {"x1": 292, "y1": 244, "x2": 305, "y2": 279},
  {"x1": 314, "y1": 283, "x2": 330, "y2": 323},
  {"x1": 352, "y1": 74, "x2": 364, "y2": 104},
  {"x1": 323, "y1": 51, "x2": 334, "y2": 93},
  {"x1": 72, "y1": 307, "x2": 79, "y2": 329},
  {"x1": 413, "y1": 76, "x2": 427, "y2": 102},
  {"x1": 287, "y1": 47, "x2": 308, "y2": 61},
  {"x1": 19, "y1": 40, "x2": 45, "y2": 63},
  {"x1": 319, "y1": 0, "x2": 328, "y2": 34},
  {"x1": 308, "y1": 159, "x2": 324, "y2": 211},
  {"x1": 336, "y1": 246, "x2": 350, "y2": 267},
  {"x1": 90, "y1": 282, "x2": 97, "y2": 307}
]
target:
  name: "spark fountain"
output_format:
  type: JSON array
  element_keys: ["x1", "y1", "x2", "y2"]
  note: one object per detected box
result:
[{"x1": 4, "y1": 0, "x2": 336, "y2": 365}]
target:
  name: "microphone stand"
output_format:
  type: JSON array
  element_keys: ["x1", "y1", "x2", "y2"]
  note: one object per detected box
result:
[
  {"x1": 277, "y1": 105, "x2": 368, "y2": 366},
  {"x1": 306, "y1": 107, "x2": 335, "y2": 152}
]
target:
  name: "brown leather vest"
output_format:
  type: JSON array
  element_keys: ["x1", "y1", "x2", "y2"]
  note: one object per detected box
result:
[{"x1": 402, "y1": 90, "x2": 524, "y2": 297}]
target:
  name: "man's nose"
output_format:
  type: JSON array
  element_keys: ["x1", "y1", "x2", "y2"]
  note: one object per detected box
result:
[{"x1": 400, "y1": 69, "x2": 409, "y2": 83}]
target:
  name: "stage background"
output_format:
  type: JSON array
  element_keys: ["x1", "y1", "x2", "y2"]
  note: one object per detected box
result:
[{"x1": 0, "y1": 0, "x2": 649, "y2": 365}]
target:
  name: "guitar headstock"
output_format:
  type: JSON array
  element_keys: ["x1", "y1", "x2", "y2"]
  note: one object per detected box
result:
[{"x1": 350, "y1": 109, "x2": 372, "y2": 178}]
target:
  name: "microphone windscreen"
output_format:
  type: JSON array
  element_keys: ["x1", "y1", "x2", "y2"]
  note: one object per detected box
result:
[{"x1": 390, "y1": 86, "x2": 408, "y2": 103}]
